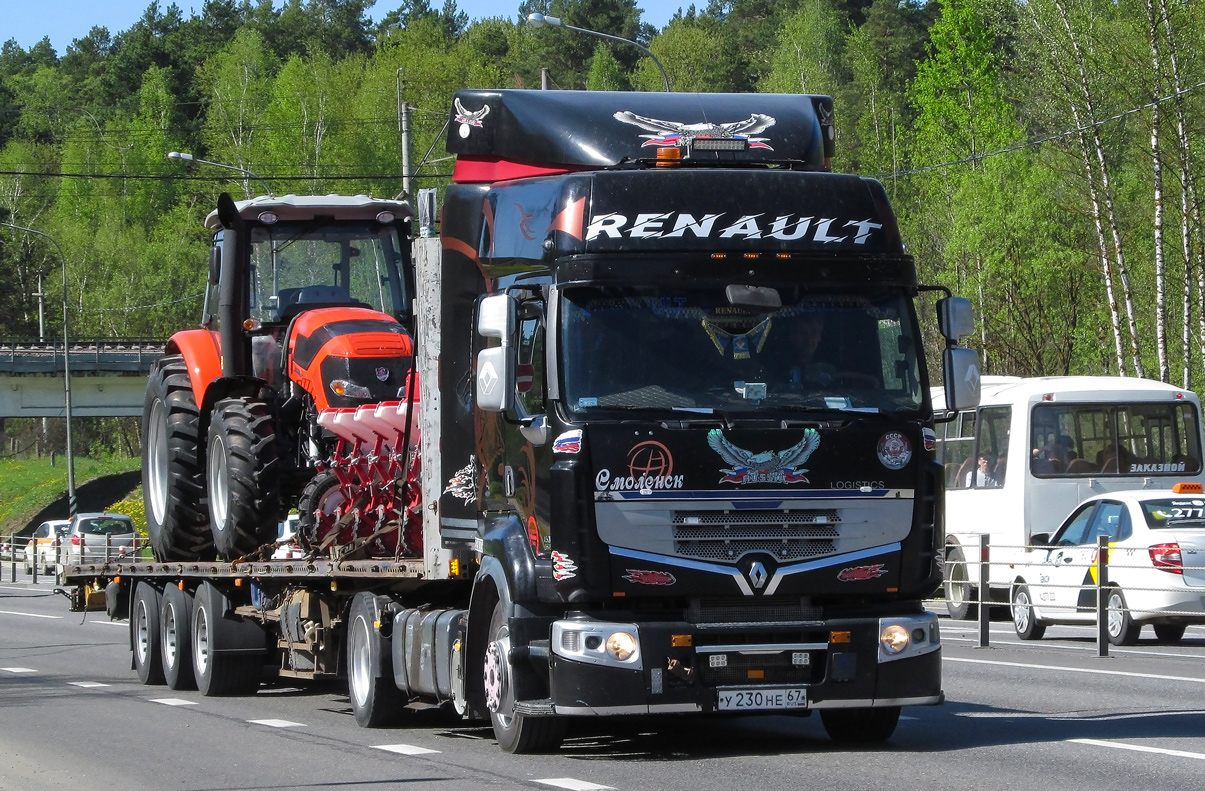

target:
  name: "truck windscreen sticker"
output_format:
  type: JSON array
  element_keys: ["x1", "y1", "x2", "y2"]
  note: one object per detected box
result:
[
  {"x1": 707, "y1": 428, "x2": 820, "y2": 485},
  {"x1": 585, "y1": 213, "x2": 882, "y2": 245},
  {"x1": 454, "y1": 98, "x2": 490, "y2": 138},
  {"x1": 613, "y1": 110, "x2": 776, "y2": 150}
]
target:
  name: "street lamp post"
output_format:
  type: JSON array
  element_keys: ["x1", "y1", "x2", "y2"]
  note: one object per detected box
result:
[
  {"x1": 527, "y1": 13, "x2": 671, "y2": 92},
  {"x1": 167, "y1": 151, "x2": 274, "y2": 197},
  {"x1": 0, "y1": 222, "x2": 76, "y2": 519}
]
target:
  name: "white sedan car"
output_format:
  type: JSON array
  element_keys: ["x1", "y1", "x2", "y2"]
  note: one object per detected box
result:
[{"x1": 1009, "y1": 485, "x2": 1205, "y2": 645}]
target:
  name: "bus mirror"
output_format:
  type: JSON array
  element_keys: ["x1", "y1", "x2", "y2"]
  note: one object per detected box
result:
[
  {"x1": 937, "y1": 297, "x2": 975, "y2": 341},
  {"x1": 476, "y1": 346, "x2": 514, "y2": 412},
  {"x1": 943, "y1": 347, "x2": 981, "y2": 411},
  {"x1": 478, "y1": 293, "x2": 515, "y2": 342}
]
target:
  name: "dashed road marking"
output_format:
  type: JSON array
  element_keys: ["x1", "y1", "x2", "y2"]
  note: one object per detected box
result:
[
  {"x1": 0, "y1": 610, "x2": 61, "y2": 619},
  {"x1": 90, "y1": 620, "x2": 127, "y2": 627},
  {"x1": 373, "y1": 744, "x2": 441, "y2": 755},
  {"x1": 534, "y1": 780, "x2": 615, "y2": 791},
  {"x1": 1, "y1": 667, "x2": 37, "y2": 673},
  {"x1": 1070, "y1": 738, "x2": 1205, "y2": 761},
  {"x1": 946, "y1": 656, "x2": 1205, "y2": 683},
  {"x1": 249, "y1": 719, "x2": 306, "y2": 728},
  {"x1": 150, "y1": 698, "x2": 198, "y2": 706},
  {"x1": 69, "y1": 681, "x2": 110, "y2": 688}
]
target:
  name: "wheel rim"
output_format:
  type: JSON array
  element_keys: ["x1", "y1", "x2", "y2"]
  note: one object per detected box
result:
[
  {"x1": 135, "y1": 600, "x2": 150, "y2": 665},
  {"x1": 484, "y1": 629, "x2": 513, "y2": 728},
  {"x1": 194, "y1": 606, "x2": 210, "y2": 676},
  {"x1": 1107, "y1": 592, "x2": 1124, "y2": 637},
  {"x1": 350, "y1": 616, "x2": 372, "y2": 708},
  {"x1": 948, "y1": 559, "x2": 968, "y2": 606},
  {"x1": 1013, "y1": 589, "x2": 1031, "y2": 633},
  {"x1": 208, "y1": 433, "x2": 229, "y2": 532},
  {"x1": 148, "y1": 399, "x2": 169, "y2": 524},
  {"x1": 163, "y1": 602, "x2": 178, "y2": 670}
]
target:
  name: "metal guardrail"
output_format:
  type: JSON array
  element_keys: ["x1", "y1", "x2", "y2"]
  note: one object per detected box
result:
[
  {"x1": 0, "y1": 338, "x2": 165, "y2": 374},
  {"x1": 946, "y1": 535, "x2": 1205, "y2": 657}
]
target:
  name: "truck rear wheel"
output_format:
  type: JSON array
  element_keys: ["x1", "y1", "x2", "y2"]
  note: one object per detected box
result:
[
  {"x1": 820, "y1": 706, "x2": 900, "y2": 743},
  {"x1": 161, "y1": 584, "x2": 196, "y2": 690},
  {"x1": 484, "y1": 601, "x2": 565, "y2": 753},
  {"x1": 143, "y1": 356, "x2": 213, "y2": 561},
  {"x1": 348, "y1": 592, "x2": 405, "y2": 727},
  {"x1": 206, "y1": 399, "x2": 280, "y2": 560},
  {"x1": 191, "y1": 581, "x2": 262, "y2": 696},
  {"x1": 132, "y1": 582, "x2": 165, "y2": 685}
]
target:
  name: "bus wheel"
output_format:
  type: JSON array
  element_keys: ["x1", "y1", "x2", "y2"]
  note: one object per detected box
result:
[{"x1": 944, "y1": 545, "x2": 978, "y2": 620}]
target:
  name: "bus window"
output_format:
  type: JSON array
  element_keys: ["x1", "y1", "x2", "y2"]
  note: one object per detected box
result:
[
  {"x1": 943, "y1": 411, "x2": 976, "y2": 489},
  {"x1": 971, "y1": 406, "x2": 1010, "y2": 488},
  {"x1": 1030, "y1": 402, "x2": 1202, "y2": 477}
]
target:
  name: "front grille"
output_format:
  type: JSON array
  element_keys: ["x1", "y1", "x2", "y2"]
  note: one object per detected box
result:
[
  {"x1": 698, "y1": 649, "x2": 825, "y2": 686},
  {"x1": 687, "y1": 599, "x2": 823, "y2": 625},
  {"x1": 673, "y1": 509, "x2": 839, "y2": 562}
]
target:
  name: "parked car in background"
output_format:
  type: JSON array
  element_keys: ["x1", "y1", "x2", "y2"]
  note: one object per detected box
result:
[
  {"x1": 1, "y1": 539, "x2": 26, "y2": 563},
  {"x1": 24, "y1": 519, "x2": 72, "y2": 575},
  {"x1": 62, "y1": 513, "x2": 138, "y2": 565},
  {"x1": 1009, "y1": 483, "x2": 1205, "y2": 645}
]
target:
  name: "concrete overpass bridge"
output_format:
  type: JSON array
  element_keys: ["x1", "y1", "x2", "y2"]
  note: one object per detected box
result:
[{"x1": 0, "y1": 339, "x2": 164, "y2": 417}]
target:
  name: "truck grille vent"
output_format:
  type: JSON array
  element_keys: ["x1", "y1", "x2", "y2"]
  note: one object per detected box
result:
[
  {"x1": 672, "y1": 510, "x2": 839, "y2": 562},
  {"x1": 687, "y1": 600, "x2": 823, "y2": 625}
]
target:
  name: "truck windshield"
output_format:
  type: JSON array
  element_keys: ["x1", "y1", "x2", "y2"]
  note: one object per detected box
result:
[
  {"x1": 560, "y1": 285, "x2": 923, "y2": 417},
  {"x1": 247, "y1": 221, "x2": 407, "y2": 322}
]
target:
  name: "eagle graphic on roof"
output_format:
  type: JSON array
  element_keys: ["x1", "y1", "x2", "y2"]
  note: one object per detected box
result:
[
  {"x1": 707, "y1": 428, "x2": 819, "y2": 485},
  {"x1": 613, "y1": 110, "x2": 776, "y2": 150}
]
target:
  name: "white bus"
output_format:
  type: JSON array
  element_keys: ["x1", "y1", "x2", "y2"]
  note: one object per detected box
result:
[{"x1": 932, "y1": 376, "x2": 1205, "y2": 618}]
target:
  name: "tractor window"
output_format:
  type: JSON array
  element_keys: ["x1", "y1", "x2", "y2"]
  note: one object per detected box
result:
[{"x1": 247, "y1": 221, "x2": 408, "y2": 323}]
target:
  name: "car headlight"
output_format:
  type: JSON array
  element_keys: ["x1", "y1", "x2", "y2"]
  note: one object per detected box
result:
[
  {"x1": 606, "y1": 631, "x2": 638, "y2": 662},
  {"x1": 880, "y1": 624, "x2": 911, "y2": 655},
  {"x1": 329, "y1": 379, "x2": 374, "y2": 399}
]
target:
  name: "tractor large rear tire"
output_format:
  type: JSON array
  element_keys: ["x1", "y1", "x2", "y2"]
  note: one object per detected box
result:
[
  {"x1": 206, "y1": 399, "x2": 280, "y2": 560},
  {"x1": 142, "y1": 356, "x2": 213, "y2": 561}
]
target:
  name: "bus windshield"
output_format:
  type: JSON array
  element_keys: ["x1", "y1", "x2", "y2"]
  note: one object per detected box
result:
[
  {"x1": 1029, "y1": 402, "x2": 1202, "y2": 478},
  {"x1": 560, "y1": 285, "x2": 924, "y2": 417}
]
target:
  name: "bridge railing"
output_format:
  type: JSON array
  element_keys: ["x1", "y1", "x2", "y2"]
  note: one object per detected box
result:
[{"x1": 0, "y1": 338, "x2": 166, "y2": 374}]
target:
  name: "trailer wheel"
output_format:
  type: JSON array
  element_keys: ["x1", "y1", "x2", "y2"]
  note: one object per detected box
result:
[
  {"x1": 191, "y1": 582, "x2": 262, "y2": 695},
  {"x1": 484, "y1": 601, "x2": 565, "y2": 753},
  {"x1": 820, "y1": 706, "x2": 900, "y2": 743},
  {"x1": 206, "y1": 399, "x2": 280, "y2": 560},
  {"x1": 161, "y1": 584, "x2": 196, "y2": 690},
  {"x1": 132, "y1": 582, "x2": 165, "y2": 685},
  {"x1": 347, "y1": 592, "x2": 404, "y2": 727},
  {"x1": 143, "y1": 356, "x2": 213, "y2": 561},
  {"x1": 943, "y1": 545, "x2": 978, "y2": 620}
]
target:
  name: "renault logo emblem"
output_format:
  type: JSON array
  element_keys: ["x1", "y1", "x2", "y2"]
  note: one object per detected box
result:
[{"x1": 747, "y1": 561, "x2": 768, "y2": 590}]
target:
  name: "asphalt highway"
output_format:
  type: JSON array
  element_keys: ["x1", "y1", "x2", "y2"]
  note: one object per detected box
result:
[{"x1": 2, "y1": 575, "x2": 1203, "y2": 791}]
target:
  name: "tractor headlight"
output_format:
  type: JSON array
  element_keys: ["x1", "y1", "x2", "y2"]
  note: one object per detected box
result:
[{"x1": 330, "y1": 379, "x2": 373, "y2": 399}]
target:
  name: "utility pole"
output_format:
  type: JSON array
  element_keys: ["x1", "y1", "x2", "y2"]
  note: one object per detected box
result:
[
  {"x1": 541, "y1": 68, "x2": 551, "y2": 90},
  {"x1": 397, "y1": 68, "x2": 413, "y2": 200}
]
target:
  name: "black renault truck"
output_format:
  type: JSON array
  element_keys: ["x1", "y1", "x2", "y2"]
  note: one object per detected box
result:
[{"x1": 62, "y1": 89, "x2": 979, "y2": 754}]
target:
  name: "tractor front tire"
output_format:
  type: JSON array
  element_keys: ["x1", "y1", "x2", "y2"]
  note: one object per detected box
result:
[
  {"x1": 206, "y1": 399, "x2": 280, "y2": 560},
  {"x1": 142, "y1": 356, "x2": 213, "y2": 561}
]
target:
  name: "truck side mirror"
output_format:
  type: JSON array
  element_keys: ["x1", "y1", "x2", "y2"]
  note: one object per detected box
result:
[
  {"x1": 476, "y1": 294, "x2": 515, "y2": 412},
  {"x1": 937, "y1": 297, "x2": 974, "y2": 341},
  {"x1": 943, "y1": 347, "x2": 981, "y2": 412}
]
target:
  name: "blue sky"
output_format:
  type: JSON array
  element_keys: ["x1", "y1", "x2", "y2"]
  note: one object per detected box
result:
[{"x1": 2, "y1": 0, "x2": 687, "y2": 54}]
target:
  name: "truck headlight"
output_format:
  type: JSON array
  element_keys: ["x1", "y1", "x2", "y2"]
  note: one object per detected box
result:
[
  {"x1": 606, "y1": 631, "x2": 638, "y2": 662},
  {"x1": 880, "y1": 624, "x2": 910, "y2": 655}
]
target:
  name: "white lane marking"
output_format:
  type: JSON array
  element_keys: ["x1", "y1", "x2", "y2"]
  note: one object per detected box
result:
[
  {"x1": 1071, "y1": 738, "x2": 1205, "y2": 761},
  {"x1": 0, "y1": 610, "x2": 61, "y2": 619},
  {"x1": 248, "y1": 719, "x2": 306, "y2": 728},
  {"x1": 373, "y1": 744, "x2": 441, "y2": 755},
  {"x1": 91, "y1": 620, "x2": 127, "y2": 627},
  {"x1": 534, "y1": 781, "x2": 615, "y2": 791},
  {"x1": 1, "y1": 667, "x2": 36, "y2": 673},
  {"x1": 150, "y1": 698, "x2": 198, "y2": 706},
  {"x1": 69, "y1": 681, "x2": 110, "y2": 688},
  {"x1": 946, "y1": 656, "x2": 1205, "y2": 683},
  {"x1": 944, "y1": 633, "x2": 1205, "y2": 660}
]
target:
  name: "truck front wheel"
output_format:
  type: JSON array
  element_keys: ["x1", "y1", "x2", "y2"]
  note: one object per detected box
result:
[
  {"x1": 143, "y1": 356, "x2": 213, "y2": 561},
  {"x1": 820, "y1": 706, "x2": 900, "y2": 743},
  {"x1": 206, "y1": 399, "x2": 280, "y2": 560},
  {"x1": 484, "y1": 601, "x2": 564, "y2": 753}
]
